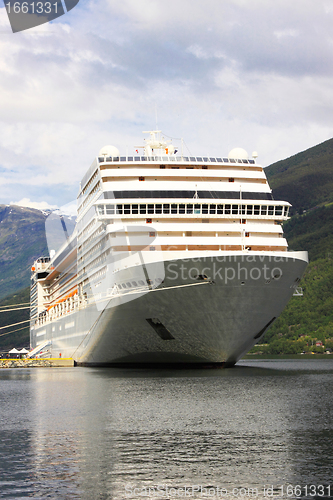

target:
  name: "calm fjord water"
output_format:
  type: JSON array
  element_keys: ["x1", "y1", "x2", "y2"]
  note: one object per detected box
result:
[{"x1": 0, "y1": 359, "x2": 332, "y2": 499}]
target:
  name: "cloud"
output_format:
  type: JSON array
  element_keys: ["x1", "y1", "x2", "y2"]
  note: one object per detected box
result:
[
  {"x1": 0, "y1": 0, "x2": 333, "y2": 206},
  {"x1": 10, "y1": 198, "x2": 58, "y2": 210}
]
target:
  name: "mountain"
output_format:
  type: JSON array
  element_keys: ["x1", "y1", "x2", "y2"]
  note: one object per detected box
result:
[
  {"x1": 259, "y1": 138, "x2": 333, "y2": 352},
  {"x1": 0, "y1": 205, "x2": 48, "y2": 300},
  {"x1": 283, "y1": 204, "x2": 333, "y2": 261},
  {"x1": 265, "y1": 137, "x2": 333, "y2": 213},
  {"x1": 0, "y1": 287, "x2": 30, "y2": 353},
  {"x1": 265, "y1": 138, "x2": 333, "y2": 260}
]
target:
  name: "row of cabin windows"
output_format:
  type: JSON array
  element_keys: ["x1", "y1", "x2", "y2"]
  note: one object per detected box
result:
[
  {"x1": 96, "y1": 203, "x2": 289, "y2": 217},
  {"x1": 98, "y1": 156, "x2": 256, "y2": 164}
]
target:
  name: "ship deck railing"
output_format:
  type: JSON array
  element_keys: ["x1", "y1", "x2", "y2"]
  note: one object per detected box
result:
[
  {"x1": 98, "y1": 155, "x2": 256, "y2": 165},
  {"x1": 34, "y1": 286, "x2": 127, "y2": 327},
  {"x1": 33, "y1": 282, "x2": 175, "y2": 327}
]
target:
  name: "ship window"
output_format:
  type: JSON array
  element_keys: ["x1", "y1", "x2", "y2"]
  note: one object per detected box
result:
[
  {"x1": 217, "y1": 158, "x2": 223, "y2": 162},
  {"x1": 179, "y1": 204, "x2": 185, "y2": 214},
  {"x1": 138, "y1": 280, "x2": 145, "y2": 286},
  {"x1": 97, "y1": 206, "x2": 104, "y2": 215},
  {"x1": 106, "y1": 205, "x2": 115, "y2": 215},
  {"x1": 202, "y1": 166, "x2": 207, "y2": 169},
  {"x1": 37, "y1": 272, "x2": 48, "y2": 280},
  {"x1": 240, "y1": 205, "x2": 246, "y2": 215},
  {"x1": 128, "y1": 156, "x2": 133, "y2": 161},
  {"x1": 197, "y1": 157, "x2": 203, "y2": 161},
  {"x1": 232, "y1": 204, "x2": 238, "y2": 215},
  {"x1": 140, "y1": 204, "x2": 147, "y2": 214},
  {"x1": 121, "y1": 283, "x2": 126, "y2": 288},
  {"x1": 171, "y1": 204, "x2": 178, "y2": 214},
  {"x1": 163, "y1": 204, "x2": 170, "y2": 214},
  {"x1": 148, "y1": 204, "x2": 154, "y2": 214},
  {"x1": 210, "y1": 204, "x2": 216, "y2": 214},
  {"x1": 194, "y1": 204, "x2": 201, "y2": 214},
  {"x1": 190, "y1": 157, "x2": 196, "y2": 161},
  {"x1": 245, "y1": 232, "x2": 250, "y2": 237},
  {"x1": 268, "y1": 206, "x2": 274, "y2": 216},
  {"x1": 155, "y1": 204, "x2": 162, "y2": 214},
  {"x1": 203, "y1": 157, "x2": 209, "y2": 162},
  {"x1": 241, "y1": 219, "x2": 246, "y2": 224},
  {"x1": 124, "y1": 204, "x2": 130, "y2": 214},
  {"x1": 210, "y1": 158, "x2": 216, "y2": 162},
  {"x1": 126, "y1": 282, "x2": 132, "y2": 287},
  {"x1": 149, "y1": 231, "x2": 156, "y2": 237},
  {"x1": 228, "y1": 178, "x2": 235, "y2": 182},
  {"x1": 132, "y1": 204, "x2": 138, "y2": 214},
  {"x1": 202, "y1": 204, "x2": 208, "y2": 214},
  {"x1": 284, "y1": 207, "x2": 289, "y2": 216},
  {"x1": 116, "y1": 204, "x2": 123, "y2": 214},
  {"x1": 139, "y1": 176, "x2": 145, "y2": 181},
  {"x1": 246, "y1": 205, "x2": 253, "y2": 215},
  {"x1": 146, "y1": 218, "x2": 152, "y2": 223},
  {"x1": 135, "y1": 157, "x2": 140, "y2": 161},
  {"x1": 160, "y1": 165, "x2": 166, "y2": 169},
  {"x1": 254, "y1": 205, "x2": 260, "y2": 215},
  {"x1": 187, "y1": 204, "x2": 193, "y2": 214},
  {"x1": 223, "y1": 204, "x2": 230, "y2": 214},
  {"x1": 261, "y1": 205, "x2": 267, "y2": 215},
  {"x1": 150, "y1": 246, "x2": 156, "y2": 251},
  {"x1": 132, "y1": 281, "x2": 138, "y2": 287},
  {"x1": 275, "y1": 206, "x2": 283, "y2": 216},
  {"x1": 171, "y1": 166, "x2": 179, "y2": 169}
]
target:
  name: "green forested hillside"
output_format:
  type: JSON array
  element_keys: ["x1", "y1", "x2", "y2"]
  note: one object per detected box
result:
[
  {"x1": 265, "y1": 137, "x2": 333, "y2": 213},
  {"x1": 0, "y1": 287, "x2": 30, "y2": 353},
  {"x1": 256, "y1": 140, "x2": 333, "y2": 354},
  {"x1": 283, "y1": 204, "x2": 333, "y2": 261}
]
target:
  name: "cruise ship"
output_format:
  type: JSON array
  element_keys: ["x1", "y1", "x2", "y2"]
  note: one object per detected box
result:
[{"x1": 29, "y1": 131, "x2": 308, "y2": 366}]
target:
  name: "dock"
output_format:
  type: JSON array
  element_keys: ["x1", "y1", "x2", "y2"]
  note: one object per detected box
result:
[{"x1": 0, "y1": 358, "x2": 75, "y2": 368}]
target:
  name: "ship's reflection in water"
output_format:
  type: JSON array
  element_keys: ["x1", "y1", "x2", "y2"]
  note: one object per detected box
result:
[{"x1": 0, "y1": 359, "x2": 332, "y2": 499}]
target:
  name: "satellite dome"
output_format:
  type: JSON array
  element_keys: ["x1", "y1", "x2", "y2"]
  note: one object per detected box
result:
[
  {"x1": 228, "y1": 148, "x2": 249, "y2": 160},
  {"x1": 99, "y1": 145, "x2": 120, "y2": 158}
]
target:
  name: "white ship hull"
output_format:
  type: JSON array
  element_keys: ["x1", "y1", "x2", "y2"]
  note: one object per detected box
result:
[{"x1": 31, "y1": 251, "x2": 308, "y2": 366}]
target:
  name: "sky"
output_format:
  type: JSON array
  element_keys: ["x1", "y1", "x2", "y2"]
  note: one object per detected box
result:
[{"x1": 0, "y1": 0, "x2": 333, "y2": 210}]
